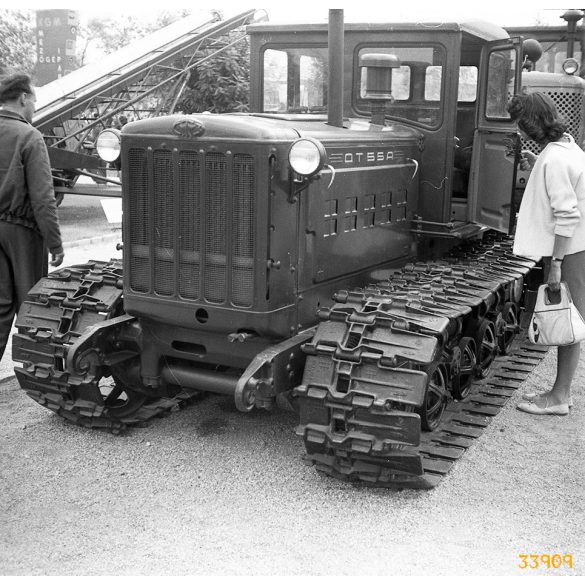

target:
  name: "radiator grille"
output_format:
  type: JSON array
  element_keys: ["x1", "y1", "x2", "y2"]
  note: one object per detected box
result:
[
  {"x1": 232, "y1": 155, "x2": 256, "y2": 306},
  {"x1": 204, "y1": 153, "x2": 227, "y2": 303},
  {"x1": 521, "y1": 88, "x2": 585, "y2": 154},
  {"x1": 126, "y1": 147, "x2": 256, "y2": 307},
  {"x1": 154, "y1": 151, "x2": 174, "y2": 296},
  {"x1": 128, "y1": 148, "x2": 149, "y2": 293},
  {"x1": 178, "y1": 152, "x2": 200, "y2": 299}
]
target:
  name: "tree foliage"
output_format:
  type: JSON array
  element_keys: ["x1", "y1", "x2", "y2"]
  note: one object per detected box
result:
[
  {"x1": 0, "y1": 10, "x2": 36, "y2": 75},
  {"x1": 77, "y1": 10, "x2": 189, "y2": 66},
  {"x1": 77, "y1": 13, "x2": 251, "y2": 114},
  {"x1": 0, "y1": 9, "x2": 251, "y2": 113},
  {"x1": 177, "y1": 33, "x2": 250, "y2": 113}
]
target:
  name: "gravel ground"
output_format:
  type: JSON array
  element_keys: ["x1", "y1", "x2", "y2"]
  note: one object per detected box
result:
[
  {"x1": 1, "y1": 346, "x2": 584, "y2": 576},
  {"x1": 57, "y1": 194, "x2": 119, "y2": 243},
  {"x1": 1, "y1": 195, "x2": 583, "y2": 575}
]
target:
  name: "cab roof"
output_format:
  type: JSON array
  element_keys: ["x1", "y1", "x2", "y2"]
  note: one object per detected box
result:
[{"x1": 247, "y1": 20, "x2": 510, "y2": 42}]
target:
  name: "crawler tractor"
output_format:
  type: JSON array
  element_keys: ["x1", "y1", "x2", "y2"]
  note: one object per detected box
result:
[{"x1": 13, "y1": 12, "x2": 569, "y2": 488}]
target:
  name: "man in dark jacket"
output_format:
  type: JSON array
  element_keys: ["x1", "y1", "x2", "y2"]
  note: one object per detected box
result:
[{"x1": 0, "y1": 73, "x2": 64, "y2": 362}]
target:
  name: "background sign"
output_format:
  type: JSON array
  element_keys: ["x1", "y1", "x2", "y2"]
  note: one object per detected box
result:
[{"x1": 35, "y1": 9, "x2": 78, "y2": 86}]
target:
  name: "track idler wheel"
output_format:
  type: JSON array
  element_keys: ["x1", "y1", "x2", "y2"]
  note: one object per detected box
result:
[
  {"x1": 451, "y1": 336, "x2": 477, "y2": 401},
  {"x1": 474, "y1": 318, "x2": 498, "y2": 379},
  {"x1": 100, "y1": 377, "x2": 148, "y2": 419},
  {"x1": 69, "y1": 350, "x2": 148, "y2": 420},
  {"x1": 417, "y1": 364, "x2": 449, "y2": 432}
]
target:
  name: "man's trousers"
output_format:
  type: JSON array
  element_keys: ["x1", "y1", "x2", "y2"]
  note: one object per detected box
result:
[{"x1": 0, "y1": 221, "x2": 47, "y2": 362}]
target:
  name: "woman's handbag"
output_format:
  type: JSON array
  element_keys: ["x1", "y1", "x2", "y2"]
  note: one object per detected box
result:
[{"x1": 528, "y1": 282, "x2": 585, "y2": 345}]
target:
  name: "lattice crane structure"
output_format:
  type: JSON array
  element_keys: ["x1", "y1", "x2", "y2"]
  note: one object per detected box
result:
[{"x1": 33, "y1": 8, "x2": 266, "y2": 197}]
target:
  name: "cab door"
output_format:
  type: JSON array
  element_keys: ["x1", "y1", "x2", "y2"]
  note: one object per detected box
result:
[{"x1": 468, "y1": 38, "x2": 522, "y2": 233}]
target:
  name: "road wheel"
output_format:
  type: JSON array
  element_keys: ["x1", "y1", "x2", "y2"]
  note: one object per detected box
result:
[
  {"x1": 417, "y1": 364, "x2": 449, "y2": 432},
  {"x1": 451, "y1": 337, "x2": 477, "y2": 400},
  {"x1": 497, "y1": 302, "x2": 519, "y2": 355},
  {"x1": 475, "y1": 318, "x2": 498, "y2": 378}
]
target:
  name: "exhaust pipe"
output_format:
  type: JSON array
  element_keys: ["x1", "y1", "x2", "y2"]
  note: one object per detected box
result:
[
  {"x1": 562, "y1": 9, "x2": 584, "y2": 59},
  {"x1": 327, "y1": 9, "x2": 344, "y2": 128}
]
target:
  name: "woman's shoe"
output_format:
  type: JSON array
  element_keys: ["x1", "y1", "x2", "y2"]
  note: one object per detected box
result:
[
  {"x1": 517, "y1": 397, "x2": 570, "y2": 416},
  {"x1": 521, "y1": 391, "x2": 573, "y2": 408}
]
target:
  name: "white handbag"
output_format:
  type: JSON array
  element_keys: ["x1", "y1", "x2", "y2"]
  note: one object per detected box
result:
[{"x1": 528, "y1": 282, "x2": 585, "y2": 346}]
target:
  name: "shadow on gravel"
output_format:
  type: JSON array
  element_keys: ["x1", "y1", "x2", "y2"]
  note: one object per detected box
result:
[{"x1": 197, "y1": 416, "x2": 230, "y2": 436}]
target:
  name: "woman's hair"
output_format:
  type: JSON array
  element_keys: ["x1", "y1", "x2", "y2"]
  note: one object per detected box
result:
[
  {"x1": 507, "y1": 92, "x2": 567, "y2": 145},
  {"x1": 0, "y1": 73, "x2": 33, "y2": 104}
]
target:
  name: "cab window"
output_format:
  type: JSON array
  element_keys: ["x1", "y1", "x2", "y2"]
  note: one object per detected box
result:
[
  {"x1": 355, "y1": 45, "x2": 446, "y2": 129},
  {"x1": 458, "y1": 66, "x2": 478, "y2": 102},
  {"x1": 485, "y1": 48, "x2": 517, "y2": 119},
  {"x1": 262, "y1": 47, "x2": 328, "y2": 113}
]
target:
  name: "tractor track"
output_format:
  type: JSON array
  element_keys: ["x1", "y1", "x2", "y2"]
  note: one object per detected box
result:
[
  {"x1": 10, "y1": 235, "x2": 546, "y2": 489},
  {"x1": 299, "y1": 341, "x2": 548, "y2": 489},
  {"x1": 294, "y1": 234, "x2": 545, "y2": 488},
  {"x1": 12, "y1": 259, "x2": 201, "y2": 435}
]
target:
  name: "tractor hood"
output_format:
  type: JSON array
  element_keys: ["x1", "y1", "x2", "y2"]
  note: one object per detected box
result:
[
  {"x1": 122, "y1": 113, "x2": 302, "y2": 142},
  {"x1": 122, "y1": 112, "x2": 422, "y2": 144}
]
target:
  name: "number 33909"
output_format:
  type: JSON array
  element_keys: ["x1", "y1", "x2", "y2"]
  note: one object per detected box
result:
[{"x1": 518, "y1": 554, "x2": 573, "y2": 569}]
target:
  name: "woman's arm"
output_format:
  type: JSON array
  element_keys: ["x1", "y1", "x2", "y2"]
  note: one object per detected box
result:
[
  {"x1": 544, "y1": 154, "x2": 581, "y2": 293},
  {"x1": 520, "y1": 149, "x2": 537, "y2": 171},
  {"x1": 548, "y1": 234, "x2": 571, "y2": 292}
]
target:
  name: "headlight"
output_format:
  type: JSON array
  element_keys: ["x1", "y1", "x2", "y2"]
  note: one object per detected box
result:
[
  {"x1": 562, "y1": 57, "x2": 580, "y2": 75},
  {"x1": 288, "y1": 138, "x2": 327, "y2": 177},
  {"x1": 96, "y1": 129, "x2": 121, "y2": 162}
]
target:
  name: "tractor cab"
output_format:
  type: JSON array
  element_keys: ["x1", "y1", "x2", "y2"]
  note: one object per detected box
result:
[{"x1": 248, "y1": 20, "x2": 522, "y2": 238}]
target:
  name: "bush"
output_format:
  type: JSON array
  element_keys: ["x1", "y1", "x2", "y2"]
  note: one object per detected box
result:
[
  {"x1": 177, "y1": 33, "x2": 250, "y2": 114},
  {"x1": 0, "y1": 10, "x2": 36, "y2": 76}
]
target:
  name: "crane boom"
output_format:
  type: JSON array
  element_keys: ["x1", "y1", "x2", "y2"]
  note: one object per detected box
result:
[{"x1": 35, "y1": 8, "x2": 267, "y2": 197}]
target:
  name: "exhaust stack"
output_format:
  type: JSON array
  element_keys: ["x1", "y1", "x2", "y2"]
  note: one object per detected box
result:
[
  {"x1": 561, "y1": 9, "x2": 584, "y2": 58},
  {"x1": 327, "y1": 9, "x2": 344, "y2": 128}
]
